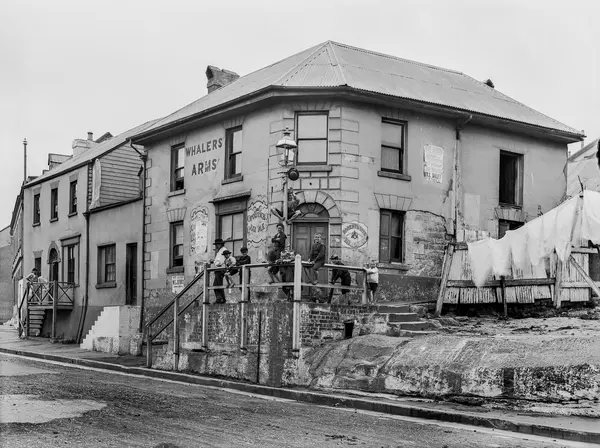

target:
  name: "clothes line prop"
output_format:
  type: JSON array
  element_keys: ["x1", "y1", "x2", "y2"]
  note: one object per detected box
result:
[{"x1": 467, "y1": 190, "x2": 600, "y2": 288}]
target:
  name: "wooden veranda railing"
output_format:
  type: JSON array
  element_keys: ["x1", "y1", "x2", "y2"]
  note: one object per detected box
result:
[
  {"x1": 18, "y1": 281, "x2": 75, "y2": 338},
  {"x1": 145, "y1": 254, "x2": 369, "y2": 369}
]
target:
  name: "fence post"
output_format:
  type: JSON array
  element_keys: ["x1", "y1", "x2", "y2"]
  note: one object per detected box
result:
[
  {"x1": 173, "y1": 290, "x2": 180, "y2": 371},
  {"x1": 146, "y1": 323, "x2": 152, "y2": 368},
  {"x1": 240, "y1": 266, "x2": 248, "y2": 349},
  {"x1": 23, "y1": 284, "x2": 30, "y2": 338},
  {"x1": 52, "y1": 280, "x2": 58, "y2": 339},
  {"x1": 202, "y1": 263, "x2": 209, "y2": 349},
  {"x1": 292, "y1": 255, "x2": 302, "y2": 352}
]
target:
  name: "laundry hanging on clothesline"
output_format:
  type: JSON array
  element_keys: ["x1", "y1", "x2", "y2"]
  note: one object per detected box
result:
[{"x1": 467, "y1": 190, "x2": 600, "y2": 288}]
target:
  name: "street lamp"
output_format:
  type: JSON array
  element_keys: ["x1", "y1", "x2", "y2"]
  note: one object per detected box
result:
[{"x1": 275, "y1": 127, "x2": 298, "y2": 248}]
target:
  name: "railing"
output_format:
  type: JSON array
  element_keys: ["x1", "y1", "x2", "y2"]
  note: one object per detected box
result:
[
  {"x1": 17, "y1": 280, "x2": 76, "y2": 339},
  {"x1": 145, "y1": 270, "x2": 205, "y2": 368},
  {"x1": 145, "y1": 254, "x2": 369, "y2": 369}
]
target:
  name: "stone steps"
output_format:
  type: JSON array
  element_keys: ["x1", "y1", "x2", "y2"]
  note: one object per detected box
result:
[{"x1": 375, "y1": 303, "x2": 439, "y2": 338}]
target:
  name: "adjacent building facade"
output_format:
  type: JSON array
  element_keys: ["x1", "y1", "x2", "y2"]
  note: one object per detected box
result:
[
  {"x1": 132, "y1": 41, "x2": 583, "y2": 315},
  {"x1": 21, "y1": 123, "x2": 154, "y2": 340}
]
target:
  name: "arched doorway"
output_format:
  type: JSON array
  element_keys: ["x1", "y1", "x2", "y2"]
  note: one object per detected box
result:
[
  {"x1": 292, "y1": 203, "x2": 329, "y2": 290},
  {"x1": 48, "y1": 248, "x2": 59, "y2": 283}
]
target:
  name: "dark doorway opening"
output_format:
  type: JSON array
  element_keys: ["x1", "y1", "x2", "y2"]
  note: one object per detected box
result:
[
  {"x1": 126, "y1": 243, "x2": 138, "y2": 305},
  {"x1": 49, "y1": 248, "x2": 59, "y2": 283}
]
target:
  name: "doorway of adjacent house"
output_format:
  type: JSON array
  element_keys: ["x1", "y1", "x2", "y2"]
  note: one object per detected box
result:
[
  {"x1": 126, "y1": 243, "x2": 138, "y2": 305},
  {"x1": 48, "y1": 249, "x2": 59, "y2": 283},
  {"x1": 292, "y1": 204, "x2": 329, "y2": 298}
]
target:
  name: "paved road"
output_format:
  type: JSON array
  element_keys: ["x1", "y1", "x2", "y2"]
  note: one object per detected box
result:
[{"x1": 0, "y1": 354, "x2": 591, "y2": 448}]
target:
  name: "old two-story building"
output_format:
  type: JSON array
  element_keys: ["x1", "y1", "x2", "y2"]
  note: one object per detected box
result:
[
  {"x1": 133, "y1": 41, "x2": 583, "y2": 315},
  {"x1": 21, "y1": 122, "x2": 155, "y2": 341}
]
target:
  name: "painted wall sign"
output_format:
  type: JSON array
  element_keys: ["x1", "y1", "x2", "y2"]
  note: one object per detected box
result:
[
  {"x1": 342, "y1": 221, "x2": 368, "y2": 249},
  {"x1": 190, "y1": 205, "x2": 209, "y2": 255},
  {"x1": 247, "y1": 195, "x2": 269, "y2": 261},
  {"x1": 423, "y1": 144, "x2": 444, "y2": 183},
  {"x1": 171, "y1": 274, "x2": 185, "y2": 294},
  {"x1": 185, "y1": 136, "x2": 223, "y2": 177}
]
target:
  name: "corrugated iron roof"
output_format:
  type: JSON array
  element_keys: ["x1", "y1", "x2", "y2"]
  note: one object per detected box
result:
[
  {"x1": 25, "y1": 119, "x2": 159, "y2": 188},
  {"x1": 567, "y1": 138, "x2": 600, "y2": 196},
  {"x1": 137, "y1": 41, "x2": 582, "y2": 138}
]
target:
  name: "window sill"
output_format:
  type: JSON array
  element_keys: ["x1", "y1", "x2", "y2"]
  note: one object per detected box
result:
[
  {"x1": 296, "y1": 165, "x2": 332, "y2": 172},
  {"x1": 96, "y1": 282, "x2": 116, "y2": 289},
  {"x1": 168, "y1": 189, "x2": 186, "y2": 198},
  {"x1": 222, "y1": 175, "x2": 243, "y2": 185},
  {"x1": 377, "y1": 171, "x2": 411, "y2": 181},
  {"x1": 498, "y1": 203, "x2": 522, "y2": 209},
  {"x1": 68, "y1": 212, "x2": 78, "y2": 217},
  {"x1": 32, "y1": 222, "x2": 40, "y2": 227},
  {"x1": 49, "y1": 217, "x2": 58, "y2": 223},
  {"x1": 166, "y1": 266, "x2": 184, "y2": 274},
  {"x1": 377, "y1": 262, "x2": 410, "y2": 272}
]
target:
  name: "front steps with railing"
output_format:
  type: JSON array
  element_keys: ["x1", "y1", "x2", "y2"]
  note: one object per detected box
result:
[{"x1": 27, "y1": 308, "x2": 46, "y2": 336}]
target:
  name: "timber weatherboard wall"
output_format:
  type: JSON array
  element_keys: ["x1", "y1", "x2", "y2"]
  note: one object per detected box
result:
[
  {"x1": 98, "y1": 144, "x2": 142, "y2": 206},
  {"x1": 141, "y1": 97, "x2": 571, "y2": 308}
]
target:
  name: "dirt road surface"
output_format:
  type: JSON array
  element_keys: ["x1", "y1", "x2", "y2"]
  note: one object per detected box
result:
[{"x1": 0, "y1": 354, "x2": 592, "y2": 448}]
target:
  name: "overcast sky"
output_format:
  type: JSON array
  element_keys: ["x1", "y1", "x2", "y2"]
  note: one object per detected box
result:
[{"x1": 1, "y1": 0, "x2": 598, "y2": 228}]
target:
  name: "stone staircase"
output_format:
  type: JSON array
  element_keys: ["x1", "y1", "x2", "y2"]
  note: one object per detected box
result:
[{"x1": 375, "y1": 304, "x2": 440, "y2": 337}]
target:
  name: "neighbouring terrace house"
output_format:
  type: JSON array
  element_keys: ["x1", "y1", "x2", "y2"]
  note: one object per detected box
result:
[
  {"x1": 0, "y1": 225, "x2": 14, "y2": 322},
  {"x1": 21, "y1": 123, "x2": 155, "y2": 342},
  {"x1": 133, "y1": 40, "x2": 583, "y2": 316}
]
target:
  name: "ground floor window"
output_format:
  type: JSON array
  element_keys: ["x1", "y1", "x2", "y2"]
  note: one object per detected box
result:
[
  {"x1": 379, "y1": 210, "x2": 404, "y2": 263},
  {"x1": 171, "y1": 221, "x2": 184, "y2": 268},
  {"x1": 98, "y1": 244, "x2": 116, "y2": 284},
  {"x1": 214, "y1": 197, "x2": 248, "y2": 256},
  {"x1": 498, "y1": 219, "x2": 523, "y2": 239}
]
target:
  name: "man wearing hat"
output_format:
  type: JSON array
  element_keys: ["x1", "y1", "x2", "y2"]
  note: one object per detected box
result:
[
  {"x1": 211, "y1": 238, "x2": 227, "y2": 303},
  {"x1": 328, "y1": 254, "x2": 352, "y2": 304}
]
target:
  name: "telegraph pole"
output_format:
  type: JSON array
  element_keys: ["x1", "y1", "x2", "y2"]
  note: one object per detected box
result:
[{"x1": 23, "y1": 138, "x2": 27, "y2": 183}]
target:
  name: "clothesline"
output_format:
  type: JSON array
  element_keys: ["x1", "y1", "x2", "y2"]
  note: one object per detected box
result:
[{"x1": 467, "y1": 190, "x2": 600, "y2": 287}]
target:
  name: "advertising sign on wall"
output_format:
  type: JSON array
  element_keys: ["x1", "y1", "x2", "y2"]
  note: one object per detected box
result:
[
  {"x1": 190, "y1": 205, "x2": 209, "y2": 255},
  {"x1": 423, "y1": 144, "x2": 444, "y2": 183},
  {"x1": 342, "y1": 221, "x2": 368, "y2": 249}
]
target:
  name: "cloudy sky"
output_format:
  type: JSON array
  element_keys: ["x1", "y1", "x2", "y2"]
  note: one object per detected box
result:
[{"x1": 1, "y1": 0, "x2": 598, "y2": 227}]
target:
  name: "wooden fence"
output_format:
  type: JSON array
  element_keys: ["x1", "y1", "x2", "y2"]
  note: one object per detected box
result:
[{"x1": 435, "y1": 244, "x2": 598, "y2": 315}]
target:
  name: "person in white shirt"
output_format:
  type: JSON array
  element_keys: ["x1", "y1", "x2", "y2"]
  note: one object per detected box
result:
[
  {"x1": 365, "y1": 260, "x2": 379, "y2": 303},
  {"x1": 211, "y1": 238, "x2": 227, "y2": 303}
]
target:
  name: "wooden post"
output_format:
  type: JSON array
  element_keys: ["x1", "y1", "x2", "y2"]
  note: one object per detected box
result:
[
  {"x1": 435, "y1": 244, "x2": 454, "y2": 316},
  {"x1": 554, "y1": 257, "x2": 564, "y2": 309},
  {"x1": 202, "y1": 263, "x2": 209, "y2": 349},
  {"x1": 52, "y1": 280, "x2": 58, "y2": 339},
  {"x1": 569, "y1": 254, "x2": 600, "y2": 298},
  {"x1": 292, "y1": 255, "x2": 302, "y2": 352},
  {"x1": 240, "y1": 266, "x2": 248, "y2": 349},
  {"x1": 146, "y1": 323, "x2": 152, "y2": 368},
  {"x1": 500, "y1": 276, "x2": 507, "y2": 318},
  {"x1": 173, "y1": 291, "x2": 180, "y2": 371},
  {"x1": 24, "y1": 284, "x2": 29, "y2": 339}
]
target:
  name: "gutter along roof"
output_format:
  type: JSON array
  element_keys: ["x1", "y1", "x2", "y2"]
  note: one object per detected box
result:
[
  {"x1": 133, "y1": 41, "x2": 583, "y2": 142},
  {"x1": 25, "y1": 119, "x2": 159, "y2": 188}
]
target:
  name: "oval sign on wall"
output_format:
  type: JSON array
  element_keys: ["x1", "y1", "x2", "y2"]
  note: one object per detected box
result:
[{"x1": 342, "y1": 221, "x2": 368, "y2": 249}]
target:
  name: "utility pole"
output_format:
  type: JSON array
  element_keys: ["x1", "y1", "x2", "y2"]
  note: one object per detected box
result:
[{"x1": 23, "y1": 138, "x2": 27, "y2": 183}]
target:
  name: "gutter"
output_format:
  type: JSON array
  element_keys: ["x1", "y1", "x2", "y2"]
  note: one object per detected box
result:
[{"x1": 131, "y1": 85, "x2": 584, "y2": 145}]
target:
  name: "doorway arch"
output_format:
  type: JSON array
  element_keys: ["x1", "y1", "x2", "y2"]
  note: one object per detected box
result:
[
  {"x1": 292, "y1": 203, "x2": 329, "y2": 289},
  {"x1": 48, "y1": 247, "x2": 60, "y2": 283}
]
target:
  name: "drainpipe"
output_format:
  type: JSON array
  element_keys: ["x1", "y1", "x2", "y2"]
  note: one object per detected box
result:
[
  {"x1": 453, "y1": 114, "x2": 473, "y2": 241},
  {"x1": 76, "y1": 161, "x2": 93, "y2": 343},
  {"x1": 129, "y1": 140, "x2": 147, "y2": 335}
]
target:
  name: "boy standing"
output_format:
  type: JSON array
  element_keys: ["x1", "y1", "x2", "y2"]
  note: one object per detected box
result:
[
  {"x1": 236, "y1": 246, "x2": 251, "y2": 286},
  {"x1": 365, "y1": 260, "x2": 379, "y2": 303},
  {"x1": 328, "y1": 255, "x2": 352, "y2": 304}
]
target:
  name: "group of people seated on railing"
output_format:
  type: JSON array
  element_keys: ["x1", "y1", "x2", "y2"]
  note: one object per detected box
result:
[{"x1": 208, "y1": 224, "x2": 380, "y2": 304}]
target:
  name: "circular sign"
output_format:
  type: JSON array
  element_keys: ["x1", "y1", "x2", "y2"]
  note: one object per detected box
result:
[{"x1": 342, "y1": 221, "x2": 368, "y2": 248}]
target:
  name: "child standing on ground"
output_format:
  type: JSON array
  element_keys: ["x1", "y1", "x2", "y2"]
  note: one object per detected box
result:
[
  {"x1": 365, "y1": 260, "x2": 379, "y2": 303},
  {"x1": 222, "y1": 250, "x2": 237, "y2": 288}
]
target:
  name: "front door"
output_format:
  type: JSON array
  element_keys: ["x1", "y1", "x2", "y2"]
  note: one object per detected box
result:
[
  {"x1": 49, "y1": 248, "x2": 59, "y2": 283},
  {"x1": 126, "y1": 243, "x2": 138, "y2": 305},
  {"x1": 293, "y1": 221, "x2": 328, "y2": 294}
]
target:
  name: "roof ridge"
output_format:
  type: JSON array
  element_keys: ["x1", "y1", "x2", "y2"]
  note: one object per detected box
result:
[
  {"x1": 459, "y1": 72, "x2": 582, "y2": 135},
  {"x1": 568, "y1": 138, "x2": 600, "y2": 162},
  {"x1": 328, "y1": 40, "x2": 463, "y2": 75},
  {"x1": 326, "y1": 41, "x2": 348, "y2": 86},
  {"x1": 274, "y1": 41, "x2": 331, "y2": 85}
]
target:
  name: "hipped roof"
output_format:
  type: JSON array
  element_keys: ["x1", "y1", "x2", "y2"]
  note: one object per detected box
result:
[{"x1": 134, "y1": 41, "x2": 583, "y2": 141}]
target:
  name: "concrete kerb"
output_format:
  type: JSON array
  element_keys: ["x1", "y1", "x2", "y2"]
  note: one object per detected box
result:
[{"x1": 1, "y1": 346, "x2": 598, "y2": 445}]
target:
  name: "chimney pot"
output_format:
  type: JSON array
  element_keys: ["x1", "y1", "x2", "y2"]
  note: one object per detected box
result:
[{"x1": 87, "y1": 132, "x2": 94, "y2": 141}]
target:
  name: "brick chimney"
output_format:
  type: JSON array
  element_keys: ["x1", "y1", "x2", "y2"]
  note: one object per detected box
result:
[
  {"x1": 72, "y1": 131, "x2": 97, "y2": 157},
  {"x1": 206, "y1": 65, "x2": 239, "y2": 93}
]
